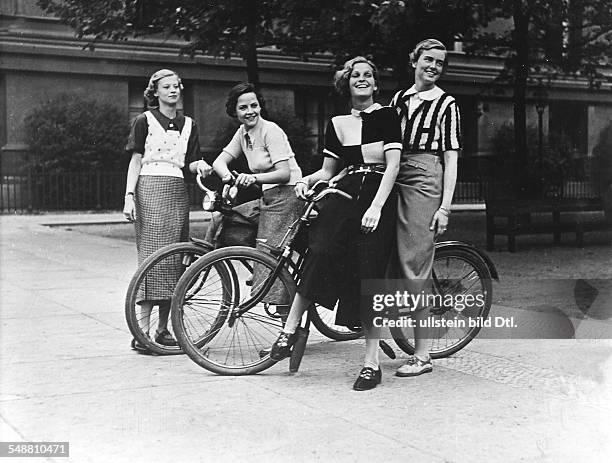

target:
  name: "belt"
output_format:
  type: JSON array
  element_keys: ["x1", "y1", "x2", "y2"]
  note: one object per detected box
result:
[
  {"x1": 346, "y1": 163, "x2": 386, "y2": 175},
  {"x1": 401, "y1": 151, "x2": 438, "y2": 157}
]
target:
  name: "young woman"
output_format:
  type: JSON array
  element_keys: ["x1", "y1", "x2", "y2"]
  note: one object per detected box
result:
[
  {"x1": 123, "y1": 69, "x2": 211, "y2": 351},
  {"x1": 212, "y1": 82, "x2": 304, "y2": 304},
  {"x1": 389, "y1": 39, "x2": 462, "y2": 377},
  {"x1": 269, "y1": 57, "x2": 402, "y2": 391}
]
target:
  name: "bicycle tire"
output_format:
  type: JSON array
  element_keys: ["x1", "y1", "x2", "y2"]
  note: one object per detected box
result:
[
  {"x1": 125, "y1": 241, "x2": 213, "y2": 355},
  {"x1": 390, "y1": 246, "x2": 493, "y2": 359},
  {"x1": 172, "y1": 246, "x2": 296, "y2": 375},
  {"x1": 310, "y1": 303, "x2": 364, "y2": 341}
]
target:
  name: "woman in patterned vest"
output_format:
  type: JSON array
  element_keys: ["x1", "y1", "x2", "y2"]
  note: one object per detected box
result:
[{"x1": 123, "y1": 69, "x2": 211, "y2": 352}]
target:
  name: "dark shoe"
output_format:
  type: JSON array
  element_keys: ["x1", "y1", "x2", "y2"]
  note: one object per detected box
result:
[
  {"x1": 353, "y1": 367, "x2": 382, "y2": 391},
  {"x1": 270, "y1": 332, "x2": 297, "y2": 361},
  {"x1": 395, "y1": 356, "x2": 433, "y2": 377},
  {"x1": 259, "y1": 347, "x2": 271, "y2": 359},
  {"x1": 154, "y1": 328, "x2": 178, "y2": 347}
]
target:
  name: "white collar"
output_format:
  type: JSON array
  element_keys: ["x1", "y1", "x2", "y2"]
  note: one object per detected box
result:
[
  {"x1": 350, "y1": 102, "x2": 382, "y2": 118},
  {"x1": 404, "y1": 85, "x2": 444, "y2": 101},
  {"x1": 242, "y1": 116, "x2": 265, "y2": 136}
]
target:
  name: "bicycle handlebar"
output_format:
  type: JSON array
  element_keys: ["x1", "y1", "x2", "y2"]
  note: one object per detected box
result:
[{"x1": 305, "y1": 180, "x2": 353, "y2": 202}]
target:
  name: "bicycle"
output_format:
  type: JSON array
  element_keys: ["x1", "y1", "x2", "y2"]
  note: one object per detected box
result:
[
  {"x1": 170, "y1": 181, "x2": 498, "y2": 375},
  {"x1": 124, "y1": 174, "x2": 242, "y2": 355},
  {"x1": 125, "y1": 176, "x2": 360, "y2": 355}
]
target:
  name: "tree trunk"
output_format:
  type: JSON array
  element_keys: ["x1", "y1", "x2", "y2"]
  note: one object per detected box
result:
[
  {"x1": 245, "y1": 3, "x2": 260, "y2": 88},
  {"x1": 512, "y1": 0, "x2": 530, "y2": 197},
  {"x1": 394, "y1": 48, "x2": 412, "y2": 90}
]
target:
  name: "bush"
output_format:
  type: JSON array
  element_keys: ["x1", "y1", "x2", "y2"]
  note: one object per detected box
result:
[
  {"x1": 491, "y1": 122, "x2": 579, "y2": 197},
  {"x1": 24, "y1": 93, "x2": 128, "y2": 173}
]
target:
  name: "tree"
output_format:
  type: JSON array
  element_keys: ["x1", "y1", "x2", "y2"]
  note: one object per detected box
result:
[
  {"x1": 458, "y1": 0, "x2": 612, "y2": 196},
  {"x1": 37, "y1": 1, "x2": 477, "y2": 89},
  {"x1": 278, "y1": 0, "x2": 479, "y2": 87},
  {"x1": 38, "y1": 0, "x2": 612, "y2": 197},
  {"x1": 38, "y1": 0, "x2": 299, "y2": 87}
]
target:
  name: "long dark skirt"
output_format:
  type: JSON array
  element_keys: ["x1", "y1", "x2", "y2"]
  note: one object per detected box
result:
[
  {"x1": 135, "y1": 175, "x2": 189, "y2": 303},
  {"x1": 297, "y1": 173, "x2": 397, "y2": 328}
]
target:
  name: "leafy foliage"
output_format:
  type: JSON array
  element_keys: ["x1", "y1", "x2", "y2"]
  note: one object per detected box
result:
[
  {"x1": 491, "y1": 122, "x2": 580, "y2": 196},
  {"x1": 24, "y1": 93, "x2": 128, "y2": 173},
  {"x1": 36, "y1": 0, "x2": 612, "y2": 195}
]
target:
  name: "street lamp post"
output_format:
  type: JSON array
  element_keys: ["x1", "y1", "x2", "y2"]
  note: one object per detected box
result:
[{"x1": 534, "y1": 85, "x2": 548, "y2": 197}]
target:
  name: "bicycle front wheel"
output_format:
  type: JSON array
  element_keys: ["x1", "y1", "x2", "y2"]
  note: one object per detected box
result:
[
  {"x1": 125, "y1": 241, "x2": 213, "y2": 355},
  {"x1": 390, "y1": 247, "x2": 493, "y2": 359},
  {"x1": 172, "y1": 246, "x2": 296, "y2": 375}
]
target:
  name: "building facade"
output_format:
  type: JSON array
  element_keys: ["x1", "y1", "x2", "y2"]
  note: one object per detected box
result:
[{"x1": 2, "y1": 0, "x2": 612, "y2": 183}]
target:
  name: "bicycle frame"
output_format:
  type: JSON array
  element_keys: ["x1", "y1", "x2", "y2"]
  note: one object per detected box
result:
[{"x1": 230, "y1": 183, "x2": 350, "y2": 319}]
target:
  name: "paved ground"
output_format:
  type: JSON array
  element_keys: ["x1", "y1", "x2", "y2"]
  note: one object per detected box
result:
[{"x1": 1, "y1": 213, "x2": 611, "y2": 463}]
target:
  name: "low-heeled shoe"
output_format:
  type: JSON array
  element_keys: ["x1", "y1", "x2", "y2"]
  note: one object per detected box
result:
[{"x1": 353, "y1": 367, "x2": 382, "y2": 391}]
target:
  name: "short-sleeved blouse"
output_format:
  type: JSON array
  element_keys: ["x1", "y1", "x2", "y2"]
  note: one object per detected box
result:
[
  {"x1": 125, "y1": 108, "x2": 202, "y2": 174},
  {"x1": 323, "y1": 103, "x2": 402, "y2": 166},
  {"x1": 222, "y1": 117, "x2": 302, "y2": 190},
  {"x1": 389, "y1": 85, "x2": 462, "y2": 154}
]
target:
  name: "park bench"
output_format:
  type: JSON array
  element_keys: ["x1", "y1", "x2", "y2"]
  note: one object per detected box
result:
[{"x1": 485, "y1": 198, "x2": 611, "y2": 252}]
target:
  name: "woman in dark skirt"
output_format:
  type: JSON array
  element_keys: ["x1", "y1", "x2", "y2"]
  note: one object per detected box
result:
[
  {"x1": 269, "y1": 57, "x2": 402, "y2": 391},
  {"x1": 123, "y1": 69, "x2": 212, "y2": 350}
]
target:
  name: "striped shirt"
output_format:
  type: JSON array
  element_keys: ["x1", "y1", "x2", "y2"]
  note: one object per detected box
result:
[{"x1": 390, "y1": 85, "x2": 462, "y2": 154}]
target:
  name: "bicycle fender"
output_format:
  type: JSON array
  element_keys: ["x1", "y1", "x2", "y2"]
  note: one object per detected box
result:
[
  {"x1": 435, "y1": 240, "x2": 499, "y2": 281},
  {"x1": 189, "y1": 237, "x2": 215, "y2": 251}
]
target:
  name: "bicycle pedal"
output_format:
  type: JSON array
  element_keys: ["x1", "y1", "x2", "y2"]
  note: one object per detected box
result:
[
  {"x1": 289, "y1": 328, "x2": 309, "y2": 373},
  {"x1": 379, "y1": 340, "x2": 396, "y2": 360}
]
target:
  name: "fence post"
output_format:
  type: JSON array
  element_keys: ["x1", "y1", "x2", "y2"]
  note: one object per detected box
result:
[
  {"x1": 96, "y1": 171, "x2": 101, "y2": 210},
  {"x1": 27, "y1": 169, "x2": 33, "y2": 213}
]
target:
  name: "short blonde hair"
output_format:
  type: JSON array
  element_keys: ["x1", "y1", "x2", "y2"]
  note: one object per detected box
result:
[
  {"x1": 333, "y1": 56, "x2": 379, "y2": 97},
  {"x1": 143, "y1": 69, "x2": 183, "y2": 107},
  {"x1": 410, "y1": 39, "x2": 448, "y2": 69}
]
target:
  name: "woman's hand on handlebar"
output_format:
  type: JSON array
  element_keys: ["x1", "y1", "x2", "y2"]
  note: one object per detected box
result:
[
  {"x1": 234, "y1": 172, "x2": 257, "y2": 188},
  {"x1": 195, "y1": 160, "x2": 213, "y2": 177},
  {"x1": 328, "y1": 168, "x2": 347, "y2": 187},
  {"x1": 294, "y1": 181, "x2": 309, "y2": 200}
]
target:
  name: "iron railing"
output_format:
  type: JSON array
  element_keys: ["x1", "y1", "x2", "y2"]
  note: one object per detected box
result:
[
  {"x1": 0, "y1": 171, "x2": 202, "y2": 213},
  {"x1": 0, "y1": 172, "x2": 602, "y2": 213}
]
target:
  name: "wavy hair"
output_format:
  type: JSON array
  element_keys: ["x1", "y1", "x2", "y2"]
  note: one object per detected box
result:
[
  {"x1": 143, "y1": 69, "x2": 183, "y2": 107},
  {"x1": 225, "y1": 82, "x2": 266, "y2": 118},
  {"x1": 333, "y1": 56, "x2": 379, "y2": 97},
  {"x1": 410, "y1": 39, "x2": 448, "y2": 69}
]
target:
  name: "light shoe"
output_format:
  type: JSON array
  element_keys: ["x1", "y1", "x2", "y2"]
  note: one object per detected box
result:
[{"x1": 395, "y1": 356, "x2": 433, "y2": 377}]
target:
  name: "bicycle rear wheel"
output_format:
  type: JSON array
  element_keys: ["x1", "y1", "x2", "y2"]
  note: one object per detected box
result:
[
  {"x1": 288, "y1": 249, "x2": 364, "y2": 342},
  {"x1": 310, "y1": 302, "x2": 364, "y2": 341},
  {"x1": 172, "y1": 246, "x2": 296, "y2": 375},
  {"x1": 125, "y1": 241, "x2": 213, "y2": 355},
  {"x1": 390, "y1": 247, "x2": 493, "y2": 359}
]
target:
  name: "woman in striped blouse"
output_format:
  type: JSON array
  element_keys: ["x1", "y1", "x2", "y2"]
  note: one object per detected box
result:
[{"x1": 389, "y1": 39, "x2": 462, "y2": 377}]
